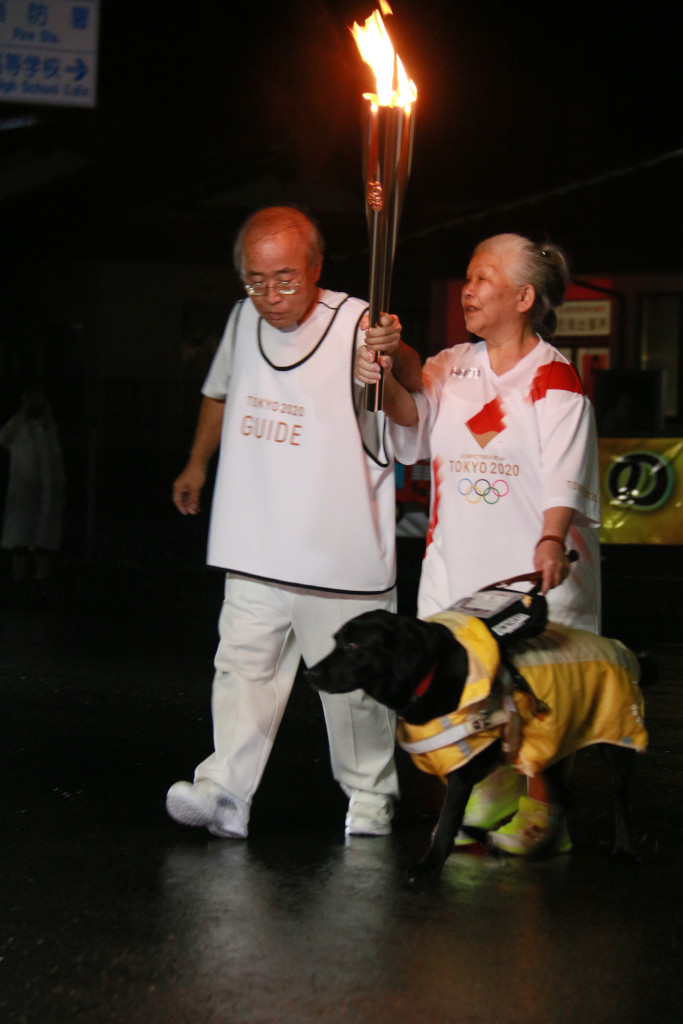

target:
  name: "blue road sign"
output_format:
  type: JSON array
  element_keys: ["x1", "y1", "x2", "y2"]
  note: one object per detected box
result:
[{"x1": 0, "y1": 0, "x2": 100, "y2": 108}]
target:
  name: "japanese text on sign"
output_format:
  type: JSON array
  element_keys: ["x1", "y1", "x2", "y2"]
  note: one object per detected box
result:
[
  {"x1": 0, "y1": 0, "x2": 100, "y2": 108},
  {"x1": 555, "y1": 300, "x2": 612, "y2": 338}
]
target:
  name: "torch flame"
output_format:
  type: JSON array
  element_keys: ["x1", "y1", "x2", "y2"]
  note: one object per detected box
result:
[{"x1": 351, "y1": 6, "x2": 417, "y2": 111}]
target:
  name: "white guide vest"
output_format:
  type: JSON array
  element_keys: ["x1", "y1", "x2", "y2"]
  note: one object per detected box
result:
[{"x1": 206, "y1": 295, "x2": 396, "y2": 593}]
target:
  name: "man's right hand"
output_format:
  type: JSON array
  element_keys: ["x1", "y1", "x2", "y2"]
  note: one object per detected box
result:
[{"x1": 172, "y1": 464, "x2": 206, "y2": 515}]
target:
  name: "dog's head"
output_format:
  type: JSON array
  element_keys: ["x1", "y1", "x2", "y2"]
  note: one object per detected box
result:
[{"x1": 305, "y1": 609, "x2": 470, "y2": 724}]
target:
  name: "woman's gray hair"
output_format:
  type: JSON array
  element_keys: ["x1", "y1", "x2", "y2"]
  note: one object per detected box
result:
[
  {"x1": 474, "y1": 233, "x2": 570, "y2": 337},
  {"x1": 233, "y1": 206, "x2": 325, "y2": 278}
]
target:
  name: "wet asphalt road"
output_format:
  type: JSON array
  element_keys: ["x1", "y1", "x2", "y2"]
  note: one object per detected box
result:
[{"x1": 1, "y1": 546, "x2": 682, "y2": 1024}]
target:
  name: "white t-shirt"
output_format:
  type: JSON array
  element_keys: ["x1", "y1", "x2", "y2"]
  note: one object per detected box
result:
[{"x1": 390, "y1": 338, "x2": 601, "y2": 630}]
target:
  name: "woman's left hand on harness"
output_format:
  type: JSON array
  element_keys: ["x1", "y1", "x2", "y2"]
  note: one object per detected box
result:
[{"x1": 534, "y1": 537, "x2": 571, "y2": 594}]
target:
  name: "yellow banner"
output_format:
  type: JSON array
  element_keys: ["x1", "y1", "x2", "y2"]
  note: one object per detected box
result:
[{"x1": 599, "y1": 438, "x2": 683, "y2": 544}]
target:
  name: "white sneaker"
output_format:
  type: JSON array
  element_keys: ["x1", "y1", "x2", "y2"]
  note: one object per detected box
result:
[
  {"x1": 166, "y1": 778, "x2": 248, "y2": 838},
  {"x1": 345, "y1": 790, "x2": 394, "y2": 836}
]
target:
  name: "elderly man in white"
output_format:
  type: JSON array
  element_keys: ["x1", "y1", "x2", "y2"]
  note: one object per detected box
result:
[{"x1": 167, "y1": 206, "x2": 422, "y2": 840}]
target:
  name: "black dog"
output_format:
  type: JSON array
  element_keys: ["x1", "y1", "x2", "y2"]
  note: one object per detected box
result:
[{"x1": 305, "y1": 609, "x2": 654, "y2": 883}]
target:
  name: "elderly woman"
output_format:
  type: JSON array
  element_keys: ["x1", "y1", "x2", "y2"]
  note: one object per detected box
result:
[{"x1": 357, "y1": 233, "x2": 601, "y2": 855}]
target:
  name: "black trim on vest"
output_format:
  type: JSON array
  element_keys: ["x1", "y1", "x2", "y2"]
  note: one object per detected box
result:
[
  {"x1": 257, "y1": 295, "x2": 350, "y2": 371},
  {"x1": 220, "y1": 568, "x2": 397, "y2": 596},
  {"x1": 350, "y1": 304, "x2": 391, "y2": 470}
]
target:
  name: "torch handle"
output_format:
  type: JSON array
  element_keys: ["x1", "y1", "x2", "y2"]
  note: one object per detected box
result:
[
  {"x1": 364, "y1": 368, "x2": 384, "y2": 412},
  {"x1": 363, "y1": 103, "x2": 414, "y2": 412},
  {"x1": 365, "y1": 212, "x2": 388, "y2": 411}
]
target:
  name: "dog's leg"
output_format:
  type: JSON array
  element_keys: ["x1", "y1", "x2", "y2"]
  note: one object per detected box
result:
[
  {"x1": 408, "y1": 742, "x2": 503, "y2": 884},
  {"x1": 598, "y1": 745, "x2": 636, "y2": 858}
]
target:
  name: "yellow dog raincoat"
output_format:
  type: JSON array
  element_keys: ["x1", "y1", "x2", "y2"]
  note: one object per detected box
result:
[{"x1": 396, "y1": 612, "x2": 648, "y2": 779}]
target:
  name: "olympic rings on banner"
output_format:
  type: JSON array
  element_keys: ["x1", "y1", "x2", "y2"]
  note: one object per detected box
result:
[{"x1": 457, "y1": 477, "x2": 510, "y2": 504}]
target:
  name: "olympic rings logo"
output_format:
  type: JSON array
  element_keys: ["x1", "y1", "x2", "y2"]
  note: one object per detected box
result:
[{"x1": 457, "y1": 477, "x2": 510, "y2": 504}]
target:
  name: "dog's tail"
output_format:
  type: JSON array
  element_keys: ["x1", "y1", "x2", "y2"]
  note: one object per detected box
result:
[{"x1": 636, "y1": 651, "x2": 659, "y2": 690}]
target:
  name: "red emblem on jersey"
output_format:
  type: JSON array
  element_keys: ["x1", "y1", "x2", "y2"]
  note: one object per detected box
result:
[
  {"x1": 466, "y1": 396, "x2": 507, "y2": 449},
  {"x1": 528, "y1": 360, "x2": 584, "y2": 403}
]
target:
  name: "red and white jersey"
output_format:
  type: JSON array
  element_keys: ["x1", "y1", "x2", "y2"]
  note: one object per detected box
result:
[
  {"x1": 203, "y1": 291, "x2": 396, "y2": 594},
  {"x1": 390, "y1": 339, "x2": 601, "y2": 630}
]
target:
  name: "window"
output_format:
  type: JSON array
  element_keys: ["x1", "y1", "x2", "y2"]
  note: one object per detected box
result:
[{"x1": 640, "y1": 294, "x2": 682, "y2": 421}]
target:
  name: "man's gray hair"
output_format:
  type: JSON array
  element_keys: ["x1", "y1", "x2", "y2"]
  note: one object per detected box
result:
[{"x1": 233, "y1": 206, "x2": 325, "y2": 278}]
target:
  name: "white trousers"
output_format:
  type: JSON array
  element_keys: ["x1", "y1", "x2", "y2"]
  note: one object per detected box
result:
[{"x1": 194, "y1": 574, "x2": 399, "y2": 816}]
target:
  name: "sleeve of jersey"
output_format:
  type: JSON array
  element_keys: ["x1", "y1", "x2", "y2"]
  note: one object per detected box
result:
[
  {"x1": 532, "y1": 360, "x2": 601, "y2": 525},
  {"x1": 201, "y1": 305, "x2": 239, "y2": 400},
  {"x1": 388, "y1": 351, "x2": 448, "y2": 465}
]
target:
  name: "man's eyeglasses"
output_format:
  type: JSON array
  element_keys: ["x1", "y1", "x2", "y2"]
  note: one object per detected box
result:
[{"x1": 243, "y1": 280, "x2": 300, "y2": 297}]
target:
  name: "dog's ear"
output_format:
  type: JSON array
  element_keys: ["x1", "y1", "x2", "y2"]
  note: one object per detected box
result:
[
  {"x1": 398, "y1": 622, "x2": 470, "y2": 724},
  {"x1": 340, "y1": 610, "x2": 436, "y2": 666},
  {"x1": 373, "y1": 615, "x2": 446, "y2": 699},
  {"x1": 328, "y1": 610, "x2": 439, "y2": 709},
  {"x1": 341, "y1": 612, "x2": 456, "y2": 685},
  {"x1": 334, "y1": 609, "x2": 397, "y2": 644},
  {"x1": 389, "y1": 616, "x2": 440, "y2": 673}
]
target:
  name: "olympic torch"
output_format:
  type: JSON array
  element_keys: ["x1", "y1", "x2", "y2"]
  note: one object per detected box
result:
[{"x1": 352, "y1": 5, "x2": 416, "y2": 411}]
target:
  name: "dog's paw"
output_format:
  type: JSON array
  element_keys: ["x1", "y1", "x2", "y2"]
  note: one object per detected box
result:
[
  {"x1": 610, "y1": 847, "x2": 638, "y2": 864},
  {"x1": 610, "y1": 823, "x2": 653, "y2": 863},
  {"x1": 611, "y1": 830, "x2": 650, "y2": 863},
  {"x1": 405, "y1": 861, "x2": 441, "y2": 887}
]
